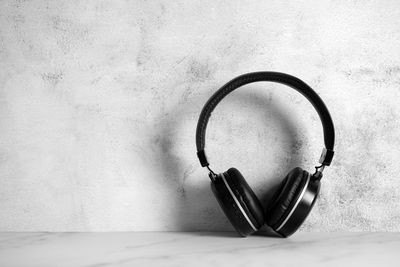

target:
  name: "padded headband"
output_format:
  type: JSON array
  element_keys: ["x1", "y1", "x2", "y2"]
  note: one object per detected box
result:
[{"x1": 196, "y1": 71, "x2": 335, "y2": 168}]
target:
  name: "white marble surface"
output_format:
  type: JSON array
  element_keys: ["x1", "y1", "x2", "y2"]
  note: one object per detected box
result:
[
  {"x1": 0, "y1": 232, "x2": 399, "y2": 267},
  {"x1": 1, "y1": 0, "x2": 400, "y2": 232}
]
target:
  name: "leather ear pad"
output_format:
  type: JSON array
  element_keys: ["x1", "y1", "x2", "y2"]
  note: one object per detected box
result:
[
  {"x1": 225, "y1": 168, "x2": 264, "y2": 228},
  {"x1": 210, "y1": 168, "x2": 264, "y2": 236},
  {"x1": 266, "y1": 167, "x2": 308, "y2": 229}
]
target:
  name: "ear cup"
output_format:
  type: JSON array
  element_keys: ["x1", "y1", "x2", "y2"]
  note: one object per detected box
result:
[
  {"x1": 266, "y1": 167, "x2": 311, "y2": 234},
  {"x1": 210, "y1": 168, "x2": 264, "y2": 237},
  {"x1": 225, "y1": 168, "x2": 264, "y2": 228}
]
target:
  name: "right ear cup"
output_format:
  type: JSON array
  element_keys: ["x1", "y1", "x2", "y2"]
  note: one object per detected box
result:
[
  {"x1": 266, "y1": 167, "x2": 320, "y2": 237},
  {"x1": 211, "y1": 168, "x2": 264, "y2": 237}
]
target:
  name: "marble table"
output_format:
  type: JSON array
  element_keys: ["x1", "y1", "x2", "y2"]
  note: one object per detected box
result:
[{"x1": 0, "y1": 232, "x2": 398, "y2": 267}]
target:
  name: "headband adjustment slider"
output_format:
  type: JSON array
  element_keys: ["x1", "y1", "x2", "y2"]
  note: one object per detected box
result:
[
  {"x1": 319, "y1": 148, "x2": 334, "y2": 166},
  {"x1": 197, "y1": 150, "x2": 209, "y2": 167}
]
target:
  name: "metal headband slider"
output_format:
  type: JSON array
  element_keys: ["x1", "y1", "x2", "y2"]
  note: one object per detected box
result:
[{"x1": 319, "y1": 148, "x2": 334, "y2": 166}]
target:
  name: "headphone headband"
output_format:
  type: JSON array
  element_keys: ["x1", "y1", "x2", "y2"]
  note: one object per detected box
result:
[{"x1": 196, "y1": 72, "x2": 335, "y2": 168}]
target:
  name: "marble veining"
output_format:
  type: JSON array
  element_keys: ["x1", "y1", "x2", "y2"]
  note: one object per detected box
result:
[
  {"x1": 1, "y1": 1, "x2": 400, "y2": 231},
  {"x1": 0, "y1": 232, "x2": 399, "y2": 267}
]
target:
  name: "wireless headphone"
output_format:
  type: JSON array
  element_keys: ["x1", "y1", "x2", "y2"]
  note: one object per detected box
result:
[{"x1": 195, "y1": 72, "x2": 335, "y2": 237}]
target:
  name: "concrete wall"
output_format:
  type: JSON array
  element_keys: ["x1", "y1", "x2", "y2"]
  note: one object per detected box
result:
[{"x1": 1, "y1": 0, "x2": 400, "y2": 231}]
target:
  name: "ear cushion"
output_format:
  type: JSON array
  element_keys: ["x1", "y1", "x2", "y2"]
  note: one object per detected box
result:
[
  {"x1": 211, "y1": 176, "x2": 255, "y2": 237},
  {"x1": 224, "y1": 168, "x2": 264, "y2": 228},
  {"x1": 266, "y1": 167, "x2": 309, "y2": 229}
]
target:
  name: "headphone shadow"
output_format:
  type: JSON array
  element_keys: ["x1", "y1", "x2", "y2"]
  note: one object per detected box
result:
[{"x1": 156, "y1": 87, "x2": 303, "y2": 236}]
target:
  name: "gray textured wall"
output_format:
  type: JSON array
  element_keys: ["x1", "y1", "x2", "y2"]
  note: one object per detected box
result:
[{"x1": 1, "y1": 0, "x2": 400, "y2": 231}]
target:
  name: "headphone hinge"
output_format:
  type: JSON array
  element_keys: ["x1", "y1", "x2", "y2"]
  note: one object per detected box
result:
[
  {"x1": 207, "y1": 166, "x2": 217, "y2": 182},
  {"x1": 312, "y1": 165, "x2": 325, "y2": 181}
]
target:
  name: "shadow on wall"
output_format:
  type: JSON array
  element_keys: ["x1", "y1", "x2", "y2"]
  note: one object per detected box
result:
[{"x1": 156, "y1": 87, "x2": 304, "y2": 231}]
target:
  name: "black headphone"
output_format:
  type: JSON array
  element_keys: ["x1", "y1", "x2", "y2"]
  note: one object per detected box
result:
[{"x1": 195, "y1": 72, "x2": 335, "y2": 237}]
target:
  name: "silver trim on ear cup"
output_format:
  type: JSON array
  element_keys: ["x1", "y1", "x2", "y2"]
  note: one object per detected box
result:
[
  {"x1": 275, "y1": 173, "x2": 311, "y2": 232},
  {"x1": 220, "y1": 173, "x2": 258, "y2": 231}
]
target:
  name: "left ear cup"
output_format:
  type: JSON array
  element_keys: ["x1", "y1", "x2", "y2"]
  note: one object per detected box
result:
[
  {"x1": 210, "y1": 168, "x2": 264, "y2": 237},
  {"x1": 265, "y1": 167, "x2": 321, "y2": 237},
  {"x1": 225, "y1": 168, "x2": 265, "y2": 228}
]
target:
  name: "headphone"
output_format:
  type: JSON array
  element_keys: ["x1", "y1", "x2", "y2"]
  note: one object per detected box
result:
[{"x1": 195, "y1": 72, "x2": 335, "y2": 237}]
